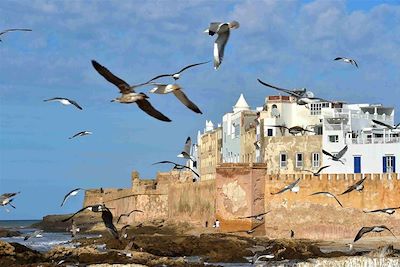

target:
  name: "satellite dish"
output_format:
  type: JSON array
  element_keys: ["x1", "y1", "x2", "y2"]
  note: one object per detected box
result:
[
  {"x1": 271, "y1": 107, "x2": 280, "y2": 118},
  {"x1": 305, "y1": 91, "x2": 314, "y2": 98}
]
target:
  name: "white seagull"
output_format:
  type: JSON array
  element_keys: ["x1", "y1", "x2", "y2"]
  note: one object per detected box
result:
[
  {"x1": 146, "y1": 61, "x2": 210, "y2": 81},
  {"x1": 44, "y1": 97, "x2": 83, "y2": 110},
  {"x1": 60, "y1": 188, "x2": 84, "y2": 207},
  {"x1": 334, "y1": 57, "x2": 358, "y2": 68},
  {"x1": 372, "y1": 119, "x2": 400, "y2": 130},
  {"x1": 302, "y1": 165, "x2": 330, "y2": 176},
  {"x1": 69, "y1": 131, "x2": 92, "y2": 139},
  {"x1": 177, "y1": 137, "x2": 196, "y2": 161},
  {"x1": 340, "y1": 176, "x2": 366, "y2": 195},
  {"x1": 271, "y1": 178, "x2": 301, "y2": 195},
  {"x1": 204, "y1": 21, "x2": 240, "y2": 69},
  {"x1": 149, "y1": 83, "x2": 202, "y2": 114}
]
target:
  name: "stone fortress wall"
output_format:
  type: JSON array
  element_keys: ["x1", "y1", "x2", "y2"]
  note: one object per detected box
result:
[{"x1": 84, "y1": 165, "x2": 399, "y2": 240}]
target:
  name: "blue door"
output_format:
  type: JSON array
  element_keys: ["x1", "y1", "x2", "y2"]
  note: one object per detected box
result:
[{"x1": 354, "y1": 156, "x2": 361, "y2": 173}]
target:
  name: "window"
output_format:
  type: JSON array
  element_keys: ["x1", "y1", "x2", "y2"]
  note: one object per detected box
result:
[
  {"x1": 280, "y1": 153, "x2": 287, "y2": 168},
  {"x1": 383, "y1": 156, "x2": 396, "y2": 173},
  {"x1": 267, "y1": 129, "x2": 273, "y2": 136},
  {"x1": 329, "y1": 135, "x2": 339, "y2": 143},
  {"x1": 234, "y1": 125, "x2": 240, "y2": 138},
  {"x1": 310, "y1": 102, "x2": 330, "y2": 115},
  {"x1": 312, "y1": 153, "x2": 320, "y2": 168},
  {"x1": 315, "y1": 126, "x2": 323, "y2": 135},
  {"x1": 296, "y1": 153, "x2": 303, "y2": 168}
]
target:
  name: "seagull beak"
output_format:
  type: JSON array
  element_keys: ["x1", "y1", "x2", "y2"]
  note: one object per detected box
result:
[{"x1": 110, "y1": 99, "x2": 115, "y2": 102}]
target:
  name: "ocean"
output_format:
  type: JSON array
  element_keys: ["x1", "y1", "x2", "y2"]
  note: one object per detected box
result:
[{"x1": 0, "y1": 219, "x2": 81, "y2": 252}]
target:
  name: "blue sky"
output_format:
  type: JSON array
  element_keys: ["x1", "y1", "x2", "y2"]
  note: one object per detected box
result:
[{"x1": 1, "y1": 0, "x2": 399, "y2": 219}]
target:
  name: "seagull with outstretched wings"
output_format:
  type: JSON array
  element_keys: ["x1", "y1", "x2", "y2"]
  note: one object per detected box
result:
[
  {"x1": 340, "y1": 176, "x2": 367, "y2": 195},
  {"x1": 309, "y1": 191, "x2": 343, "y2": 207},
  {"x1": 302, "y1": 165, "x2": 330, "y2": 176},
  {"x1": 152, "y1": 160, "x2": 200, "y2": 178},
  {"x1": 146, "y1": 61, "x2": 210, "y2": 82},
  {"x1": 353, "y1": 225, "x2": 395, "y2": 242},
  {"x1": 271, "y1": 178, "x2": 301, "y2": 195},
  {"x1": 322, "y1": 145, "x2": 348, "y2": 165}
]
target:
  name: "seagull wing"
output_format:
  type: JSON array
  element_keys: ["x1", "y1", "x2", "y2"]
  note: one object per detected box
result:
[
  {"x1": 354, "y1": 227, "x2": 373, "y2": 242},
  {"x1": 289, "y1": 178, "x2": 301, "y2": 189},
  {"x1": 0, "y1": 28, "x2": 32, "y2": 35},
  {"x1": 152, "y1": 160, "x2": 177, "y2": 166},
  {"x1": 271, "y1": 186, "x2": 290, "y2": 195},
  {"x1": 332, "y1": 194, "x2": 343, "y2": 207},
  {"x1": 206, "y1": 22, "x2": 222, "y2": 35},
  {"x1": 69, "y1": 132, "x2": 84, "y2": 139},
  {"x1": 322, "y1": 149, "x2": 334, "y2": 158},
  {"x1": 182, "y1": 166, "x2": 200, "y2": 178},
  {"x1": 67, "y1": 99, "x2": 83, "y2": 110},
  {"x1": 146, "y1": 74, "x2": 173, "y2": 83},
  {"x1": 135, "y1": 99, "x2": 171, "y2": 122},
  {"x1": 336, "y1": 145, "x2": 348, "y2": 159},
  {"x1": 102, "y1": 209, "x2": 119, "y2": 239},
  {"x1": 340, "y1": 184, "x2": 355, "y2": 195},
  {"x1": 91, "y1": 60, "x2": 131, "y2": 94},
  {"x1": 316, "y1": 165, "x2": 331, "y2": 174},
  {"x1": 250, "y1": 222, "x2": 265, "y2": 231},
  {"x1": 177, "y1": 61, "x2": 210, "y2": 74},
  {"x1": 257, "y1": 79, "x2": 301, "y2": 98},
  {"x1": 183, "y1": 137, "x2": 192, "y2": 155},
  {"x1": 62, "y1": 206, "x2": 91, "y2": 222},
  {"x1": 117, "y1": 213, "x2": 127, "y2": 223},
  {"x1": 372, "y1": 119, "x2": 393, "y2": 129},
  {"x1": 172, "y1": 89, "x2": 202, "y2": 114},
  {"x1": 381, "y1": 226, "x2": 396, "y2": 238},
  {"x1": 214, "y1": 26, "x2": 230, "y2": 69},
  {"x1": 60, "y1": 188, "x2": 81, "y2": 207},
  {"x1": 355, "y1": 177, "x2": 367, "y2": 187},
  {"x1": 302, "y1": 169, "x2": 315, "y2": 174},
  {"x1": 334, "y1": 57, "x2": 343, "y2": 61}
]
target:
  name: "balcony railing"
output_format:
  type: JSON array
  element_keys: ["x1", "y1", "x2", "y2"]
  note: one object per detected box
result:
[{"x1": 351, "y1": 137, "x2": 400, "y2": 144}]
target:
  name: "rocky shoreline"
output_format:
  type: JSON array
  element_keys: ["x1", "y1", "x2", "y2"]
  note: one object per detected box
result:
[{"x1": 1, "y1": 216, "x2": 400, "y2": 266}]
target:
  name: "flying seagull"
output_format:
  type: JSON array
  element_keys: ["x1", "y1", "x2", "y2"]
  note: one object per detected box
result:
[
  {"x1": 62, "y1": 204, "x2": 119, "y2": 240},
  {"x1": 152, "y1": 160, "x2": 200, "y2": 178},
  {"x1": 91, "y1": 60, "x2": 171, "y2": 122},
  {"x1": 302, "y1": 165, "x2": 330, "y2": 176},
  {"x1": 257, "y1": 79, "x2": 328, "y2": 106},
  {"x1": 146, "y1": 61, "x2": 210, "y2": 81},
  {"x1": 271, "y1": 178, "x2": 301, "y2": 195},
  {"x1": 204, "y1": 21, "x2": 240, "y2": 69},
  {"x1": 237, "y1": 211, "x2": 271, "y2": 221},
  {"x1": 69, "y1": 131, "x2": 92, "y2": 139},
  {"x1": 340, "y1": 176, "x2": 366, "y2": 195},
  {"x1": 149, "y1": 83, "x2": 202, "y2": 114},
  {"x1": 177, "y1": 137, "x2": 197, "y2": 162},
  {"x1": 0, "y1": 192, "x2": 20, "y2": 209},
  {"x1": 322, "y1": 145, "x2": 348, "y2": 165},
  {"x1": 24, "y1": 230, "x2": 43, "y2": 241},
  {"x1": 372, "y1": 119, "x2": 400, "y2": 130},
  {"x1": 0, "y1": 28, "x2": 32, "y2": 42},
  {"x1": 309, "y1": 191, "x2": 343, "y2": 207},
  {"x1": 228, "y1": 222, "x2": 265, "y2": 235},
  {"x1": 269, "y1": 125, "x2": 314, "y2": 136},
  {"x1": 44, "y1": 97, "x2": 83, "y2": 110},
  {"x1": 334, "y1": 57, "x2": 358, "y2": 68},
  {"x1": 61, "y1": 188, "x2": 84, "y2": 207},
  {"x1": 354, "y1": 226, "x2": 396, "y2": 242},
  {"x1": 363, "y1": 207, "x2": 400, "y2": 215},
  {"x1": 117, "y1": 209, "x2": 144, "y2": 223}
]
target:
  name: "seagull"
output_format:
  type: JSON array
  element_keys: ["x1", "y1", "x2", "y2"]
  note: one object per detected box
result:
[
  {"x1": 372, "y1": 119, "x2": 400, "y2": 130},
  {"x1": 309, "y1": 191, "x2": 343, "y2": 207},
  {"x1": 302, "y1": 165, "x2": 330, "y2": 176},
  {"x1": 91, "y1": 60, "x2": 171, "y2": 122},
  {"x1": 363, "y1": 207, "x2": 400, "y2": 215},
  {"x1": 257, "y1": 79, "x2": 328, "y2": 105},
  {"x1": 0, "y1": 192, "x2": 20, "y2": 209},
  {"x1": 24, "y1": 230, "x2": 44, "y2": 241},
  {"x1": 269, "y1": 125, "x2": 314, "y2": 136},
  {"x1": 334, "y1": 57, "x2": 358, "y2": 68},
  {"x1": 70, "y1": 219, "x2": 80, "y2": 238},
  {"x1": 61, "y1": 188, "x2": 84, "y2": 207},
  {"x1": 149, "y1": 83, "x2": 202, "y2": 114},
  {"x1": 152, "y1": 160, "x2": 200, "y2": 178},
  {"x1": 340, "y1": 176, "x2": 366, "y2": 195},
  {"x1": 322, "y1": 145, "x2": 348, "y2": 165},
  {"x1": 237, "y1": 211, "x2": 271, "y2": 221},
  {"x1": 204, "y1": 21, "x2": 240, "y2": 69},
  {"x1": 69, "y1": 131, "x2": 92, "y2": 139},
  {"x1": 117, "y1": 209, "x2": 144, "y2": 223},
  {"x1": 354, "y1": 225, "x2": 396, "y2": 242},
  {"x1": 177, "y1": 137, "x2": 197, "y2": 162},
  {"x1": 271, "y1": 178, "x2": 301, "y2": 195},
  {"x1": 146, "y1": 61, "x2": 210, "y2": 81},
  {"x1": 0, "y1": 28, "x2": 32, "y2": 42},
  {"x1": 62, "y1": 204, "x2": 119, "y2": 240},
  {"x1": 44, "y1": 97, "x2": 83, "y2": 110},
  {"x1": 250, "y1": 254, "x2": 275, "y2": 264},
  {"x1": 227, "y1": 222, "x2": 265, "y2": 235}
]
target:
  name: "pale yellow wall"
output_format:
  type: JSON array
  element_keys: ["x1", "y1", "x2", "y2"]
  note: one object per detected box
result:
[
  {"x1": 199, "y1": 127, "x2": 222, "y2": 180},
  {"x1": 241, "y1": 126, "x2": 256, "y2": 163},
  {"x1": 263, "y1": 135, "x2": 323, "y2": 174}
]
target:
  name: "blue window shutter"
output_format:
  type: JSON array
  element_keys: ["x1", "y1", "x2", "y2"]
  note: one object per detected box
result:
[
  {"x1": 383, "y1": 156, "x2": 387, "y2": 173},
  {"x1": 393, "y1": 156, "x2": 396, "y2": 173}
]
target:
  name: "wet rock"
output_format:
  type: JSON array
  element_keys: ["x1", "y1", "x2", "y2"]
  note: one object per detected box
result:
[
  {"x1": 0, "y1": 228, "x2": 21, "y2": 237},
  {"x1": 0, "y1": 240, "x2": 44, "y2": 265}
]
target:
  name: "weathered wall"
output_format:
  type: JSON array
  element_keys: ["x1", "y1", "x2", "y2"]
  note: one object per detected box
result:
[
  {"x1": 264, "y1": 135, "x2": 323, "y2": 174},
  {"x1": 168, "y1": 180, "x2": 216, "y2": 225},
  {"x1": 215, "y1": 163, "x2": 267, "y2": 235},
  {"x1": 199, "y1": 127, "x2": 222, "y2": 181},
  {"x1": 264, "y1": 173, "x2": 400, "y2": 240}
]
